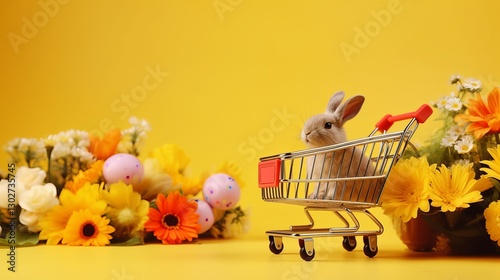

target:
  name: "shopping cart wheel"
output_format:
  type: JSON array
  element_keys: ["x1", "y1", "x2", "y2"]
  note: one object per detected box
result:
[
  {"x1": 268, "y1": 236, "x2": 284, "y2": 254},
  {"x1": 342, "y1": 236, "x2": 357, "y2": 251},
  {"x1": 298, "y1": 239, "x2": 315, "y2": 261},
  {"x1": 362, "y1": 235, "x2": 378, "y2": 258}
]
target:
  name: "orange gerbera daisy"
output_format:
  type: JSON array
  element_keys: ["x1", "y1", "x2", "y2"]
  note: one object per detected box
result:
[
  {"x1": 455, "y1": 87, "x2": 500, "y2": 139},
  {"x1": 144, "y1": 192, "x2": 200, "y2": 244},
  {"x1": 88, "y1": 129, "x2": 122, "y2": 160}
]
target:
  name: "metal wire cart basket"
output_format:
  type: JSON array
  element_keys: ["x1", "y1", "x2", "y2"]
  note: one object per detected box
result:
[{"x1": 257, "y1": 104, "x2": 433, "y2": 261}]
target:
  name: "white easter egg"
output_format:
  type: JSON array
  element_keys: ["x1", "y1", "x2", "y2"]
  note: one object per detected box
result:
[
  {"x1": 103, "y1": 153, "x2": 144, "y2": 184},
  {"x1": 202, "y1": 173, "x2": 240, "y2": 210},
  {"x1": 192, "y1": 199, "x2": 215, "y2": 234}
]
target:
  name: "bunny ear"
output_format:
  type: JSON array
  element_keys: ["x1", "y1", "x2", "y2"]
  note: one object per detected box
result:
[
  {"x1": 336, "y1": 95, "x2": 365, "y2": 125},
  {"x1": 325, "y1": 91, "x2": 346, "y2": 113}
]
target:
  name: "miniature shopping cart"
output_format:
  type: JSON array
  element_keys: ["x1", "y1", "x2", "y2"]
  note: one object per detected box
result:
[{"x1": 258, "y1": 104, "x2": 433, "y2": 261}]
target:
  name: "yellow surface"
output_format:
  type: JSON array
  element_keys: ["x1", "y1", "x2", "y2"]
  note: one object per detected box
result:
[
  {"x1": 2, "y1": 236, "x2": 500, "y2": 280},
  {"x1": 1, "y1": 0, "x2": 500, "y2": 279}
]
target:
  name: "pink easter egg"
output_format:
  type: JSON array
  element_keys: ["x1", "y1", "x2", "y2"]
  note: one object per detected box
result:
[
  {"x1": 192, "y1": 199, "x2": 215, "y2": 234},
  {"x1": 103, "y1": 153, "x2": 144, "y2": 185},
  {"x1": 203, "y1": 173, "x2": 240, "y2": 210}
]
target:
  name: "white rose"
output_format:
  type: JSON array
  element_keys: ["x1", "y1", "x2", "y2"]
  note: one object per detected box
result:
[
  {"x1": 19, "y1": 183, "x2": 59, "y2": 213},
  {"x1": 19, "y1": 209, "x2": 45, "y2": 232},
  {"x1": 16, "y1": 166, "x2": 46, "y2": 190}
]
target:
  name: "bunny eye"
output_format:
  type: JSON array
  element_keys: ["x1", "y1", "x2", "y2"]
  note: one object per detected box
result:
[{"x1": 324, "y1": 122, "x2": 332, "y2": 129}]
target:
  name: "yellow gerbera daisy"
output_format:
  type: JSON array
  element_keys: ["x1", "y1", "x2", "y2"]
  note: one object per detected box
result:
[
  {"x1": 484, "y1": 201, "x2": 500, "y2": 246},
  {"x1": 62, "y1": 209, "x2": 115, "y2": 246},
  {"x1": 101, "y1": 182, "x2": 149, "y2": 240},
  {"x1": 429, "y1": 163, "x2": 491, "y2": 212},
  {"x1": 38, "y1": 183, "x2": 107, "y2": 245},
  {"x1": 151, "y1": 144, "x2": 190, "y2": 175},
  {"x1": 64, "y1": 160, "x2": 104, "y2": 193},
  {"x1": 177, "y1": 176, "x2": 202, "y2": 197},
  {"x1": 150, "y1": 144, "x2": 202, "y2": 196},
  {"x1": 133, "y1": 158, "x2": 178, "y2": 201},
  {"x1": 480, "y1": 144, "x2": 500, "y2": 180},
  {"x1": 381, "y1": 157, "x2": 435, "y2": 222}
]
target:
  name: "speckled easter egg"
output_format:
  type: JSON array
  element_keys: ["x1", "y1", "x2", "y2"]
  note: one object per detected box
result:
[
  {"x1": 192, "y1": 199, "x2": 215, "y2": 234},
  {"x1": 202, "y1": 173, "x2": 240, "y2": 210},
  {"x1": 103, "y1": 153, "x2": 144, "y2": 184}
]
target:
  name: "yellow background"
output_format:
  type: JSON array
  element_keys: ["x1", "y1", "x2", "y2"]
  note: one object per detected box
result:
[{"x1": 1, "y1": 0, "x2": 500, "y2": 279}]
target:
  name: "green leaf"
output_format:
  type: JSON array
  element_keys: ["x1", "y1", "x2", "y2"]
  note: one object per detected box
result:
[
  {"x1": 149, "y1": 199, "x2": 158, "y2": 210},
  {"x1": 15, "y1": 230, "x2": 39, "y2": 246},
  {"x1": 110, "y1": 236, "x2": 144, "y2": 246},
  {"x1": 0, "y1": 230, "x2": 39, "y2": 247},
  {"x1": 0, "y1": 238, "x2": 12, "y2": 246},
  {"x1": 464, "y1": 214, "x2": 485, "y2": 227}
]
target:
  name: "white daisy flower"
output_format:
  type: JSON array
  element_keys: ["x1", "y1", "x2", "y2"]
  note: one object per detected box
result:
[
  {"x1": 116, "y1": 116, "x2": 152, "y2": 155},
  {"x1": 66, "y1": 130, "x2": 90, "y2": 148},
  {"x1": 454, "y1": 136, "x2": 474, "y2": 154},
  {"x1": 129, "y1": 116, "x2": 151, "y2": 132},
  {"x1": 462, "y1": 78, "x2": 482, "y2": 91},
  {"x1": 4, "y1": 137, "x2": 20, "y2": 153},
  {"x1": 462, "y1": 134, "x2": 474, "y2": 143},
  {"x1": 441, "y1": 134, "x2": 458, "y2": 147},
  {"x1": 18, "y1": 138, "x2": 46, "y2": 160},
  {"x1": 54, "y1": 131, "x2": 73, "y2": 145},
  {"x1": 450, "y1": 74, "x2": 461, "y2": 84},
  {"x1": 78, "y1": 149, "x2": 94, "y2": 163},
  {"x1": 18, "y1": 138, "x2": 44, "y2": 153},
  {"x1": 51, "y1": 142, "x2": 71, "y2": 159},
  {"x1": 44, "y1": 134, "x2": 59, "y2": 147},
  {"x1": 435, "y1": 96, "x2": 449, "y2": 109},
  {"x1": 448, "y1": 125, "x2": 466, "y2": 137},
  {"x1": 445, "y1": 97, "x2": 463, "y2": 111}
]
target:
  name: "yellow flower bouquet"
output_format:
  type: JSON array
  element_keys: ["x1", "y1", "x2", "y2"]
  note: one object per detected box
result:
[
  {"x1": 381, "y1": 75, "x2": 500, "y2": 255},
  {"x1": 0, "y1": 117, "x2": 249, "y2": 246}
]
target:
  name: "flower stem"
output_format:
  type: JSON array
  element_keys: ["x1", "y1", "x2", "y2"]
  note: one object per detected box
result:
[{"x1": 46, "y1": 146, "x2": 54, "y2": 184}]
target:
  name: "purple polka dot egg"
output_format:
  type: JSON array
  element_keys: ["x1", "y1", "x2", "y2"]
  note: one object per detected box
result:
[
  {"x1": 192, "y1": 199, "x2": 215, "y2": 234},
  {"x1": 103, "y1": 153, "x2": 144, "y2": 185},
  {"x1": 203, "y1": 173, "x2": 240, "y2": 210}
]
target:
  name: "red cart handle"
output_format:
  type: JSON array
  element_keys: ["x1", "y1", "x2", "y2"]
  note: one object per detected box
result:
[{"x1": 375, "y1": 104, "x2": 433, "y2": 132}]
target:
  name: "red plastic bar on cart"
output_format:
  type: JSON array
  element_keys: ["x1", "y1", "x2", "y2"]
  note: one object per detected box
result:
[
  {"x1": 375, "y1": 104, "x2": 433, "y2": 132},
  {"x1": 258, "y1": 159, "x2": 281, "y2": 188}
]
